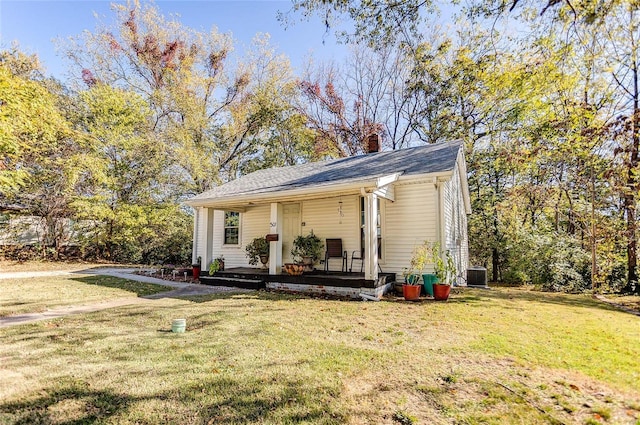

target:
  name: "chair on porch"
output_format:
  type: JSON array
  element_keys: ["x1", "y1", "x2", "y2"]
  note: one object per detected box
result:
[
  {"x1": 324, "y1": 239, "x2": 347, "y2": 272},
  {"x1": 350, "y1": 248, "x2": 383, "y2": 273}
]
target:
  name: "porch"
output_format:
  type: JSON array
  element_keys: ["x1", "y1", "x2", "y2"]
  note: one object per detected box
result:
[{"x1": 200, "y1": 267, "x2": 397, "y2": 298}]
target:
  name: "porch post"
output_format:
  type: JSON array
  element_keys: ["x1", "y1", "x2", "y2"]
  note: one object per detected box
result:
[
  {"x1": 364, "y1": 193, "x2": 379, "y2": 281},
  {"x1": 269, "y1": 203, "x2": 283, "y2": 275},
  {"x1": 202, "y1": 208, "x2": 215, "y2": 269},
  {"x1": 192, "y1": 207, "x2": 200, "y2": 265}
]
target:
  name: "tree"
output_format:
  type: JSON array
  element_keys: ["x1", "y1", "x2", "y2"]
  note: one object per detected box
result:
[
  {"x1": 498, "y1": 0, "x2": 640, "y2": 292},
  {"x1": 283, "y1": 0, "x2": 438, "y2": 46},
  {"x1": 0, "y1": 48, "x2": 81, "y2": 256},
  {"x1": 298, "y1": 63, "x2": 384, "y2": 157},
  {"x1": 65, "y1": 1, "x2": 309, "y2": 195},
  {"x1": 72, "y1": 83, "x2": 173, "y2": 261},
  {"x1": 0, "y1": 48, "x2": 70, "y2": 191},
  {"x1": 216, "y1": 35, "x2": 318, "y2": 178}
]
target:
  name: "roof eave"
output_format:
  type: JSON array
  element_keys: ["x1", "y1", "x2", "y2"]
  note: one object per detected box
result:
[
  {"x1": 397, "y1": 170, "x2": 454, "y2": 183},
  {"x1": 184, "y1": 179, "x2": 379, "y2": 208},
  {"x1": 185, "y1": 169, "x2": 459, "y2": 209}
]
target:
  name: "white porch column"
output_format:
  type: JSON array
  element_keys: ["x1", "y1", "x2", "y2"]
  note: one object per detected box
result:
[
  {"x1": 364, "y1": 193, "x2": 379, "y2": 281},
  {"x1": 437, "y1": 179, "x2": 445, "y2": 248},
  {"x1": 192, "y1": 207, "x2": 200, "y2": 265},
  {"x1": 202, "y1": 208, "x2": 215, "y2": 269},
  {"x1": 269, "y1": 203, "x2": 283, "y2": 275}
]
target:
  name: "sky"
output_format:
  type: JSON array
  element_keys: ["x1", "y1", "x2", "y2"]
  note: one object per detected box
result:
[{"x1": 0, "y1": 0, "x2": 352, "y2": 81}]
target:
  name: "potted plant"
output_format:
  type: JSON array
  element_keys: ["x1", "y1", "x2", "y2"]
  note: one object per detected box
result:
[
  {"x1": 215, "y1": 255, "x2": 225, "y2": 271},
  {"x1": 420, "y1": 242, "x2": 440, "y2": 297},
  {"x1": 402, "y1": 242, "x2": 431, "y2": 300},
  {"x1": 401, "y1": 268, "x2": 421, "y2": 300},
  {"x1": 192, "y1": 256, "x2": 202, "y2": 280},
  {"x1": 245, "y1": 236, "x2": 269, "y2": 268},
  {"x1": 291, "y1": 231, "x2": 324, "y2": 271},
  {"x1": 433, "y1": 248, "x2": 457, "y2": 301},
  {"x1": 209, "y1": 258, "x2": 222, "y2": 275}
]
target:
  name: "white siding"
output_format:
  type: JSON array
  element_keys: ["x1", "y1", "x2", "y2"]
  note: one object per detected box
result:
[
  {"x1": 0, "y1": 215, "x2": 87, "y2": 247},
  {"x1": 193, "y1": 168, "x2": 469, "y2": 282},
  {"x1": 443, "y1": 162, "x2": 469, "y2": 284},
  {"x1": 300, "y1": 195, "x2": 360, "y2": 262},
  {"x1": 0, "y1": 216, "x2": 44, "y2": 245},
  {"x1": 384, "y1": 181, "x2": 439, "y2": 277},
  {"x1": 198, "y1": 196, "x2": 362, "y2": 270},
  {"x1": 209, "y1": 205, "x2": 271, "y2": 268}
]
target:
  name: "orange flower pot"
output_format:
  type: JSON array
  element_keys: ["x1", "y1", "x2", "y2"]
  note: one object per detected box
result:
[
  {"x1": 433, "y1": 284, "x2": 451, "y2": 301},
  {"x1": 402, "y1": 284, "x2": 421, "y2": 301}
]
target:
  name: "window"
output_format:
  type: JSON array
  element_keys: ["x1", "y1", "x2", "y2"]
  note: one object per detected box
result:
[{"x1": 224, "y1": 211, "x2": 240, "y2": 245}]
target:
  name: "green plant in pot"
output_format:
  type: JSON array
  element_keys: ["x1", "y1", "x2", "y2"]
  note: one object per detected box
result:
[
  {"x1": 433, "y1": 247, "x2": 457, "y2": 301},
  {"x1": 245, "y1": 236, "x2": 269, "y2": 268},
  {"x1": 402, "y1": 242, "x2": 431, "y2": 300},
  {"x1": 291, "y1": 231, "x2": 324, "y2": 271},
  {"x1": 209, "y1": 258, "x2": 222, "y2": 275},
  {"x1": 415, "y1": 241, "x2": 439, "y2": 297}
]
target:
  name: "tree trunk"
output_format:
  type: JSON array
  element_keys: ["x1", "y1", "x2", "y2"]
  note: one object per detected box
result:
[
  {"x1": 624, "y1": 193, "x2": 637, "y2": 293},
  {"x1": 624, "y1": 9, "x2": 640, "y2": 295},
  {"x1": 492, "y1": 246, "x2": 500, "y2": 283}
]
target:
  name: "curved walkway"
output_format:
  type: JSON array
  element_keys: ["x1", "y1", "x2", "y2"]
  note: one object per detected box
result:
[
  {"x1": 594, "y1": 294, "x2": 640, "y2": 317},
  {"x1": 0, "y1": 267, "x2": 251, "y2": 328}
]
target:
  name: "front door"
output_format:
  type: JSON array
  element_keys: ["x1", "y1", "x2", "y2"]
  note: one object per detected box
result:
[{"x1": 282, "y1": 204, "x2": 301, "y2": 264}]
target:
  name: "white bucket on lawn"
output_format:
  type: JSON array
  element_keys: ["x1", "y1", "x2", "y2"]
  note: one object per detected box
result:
[{"x1": 171, "y1": 318, "x2": 186, "y2": 333}]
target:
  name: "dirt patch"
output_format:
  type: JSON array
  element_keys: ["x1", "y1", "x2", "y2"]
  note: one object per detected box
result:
[{"x1": 340, "y1": 355, "x2": 640, "y2": 424}]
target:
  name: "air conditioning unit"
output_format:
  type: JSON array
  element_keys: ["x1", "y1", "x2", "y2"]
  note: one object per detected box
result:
[{"x1": 467, "y1": 266, "x2": 488, "y2": 287}]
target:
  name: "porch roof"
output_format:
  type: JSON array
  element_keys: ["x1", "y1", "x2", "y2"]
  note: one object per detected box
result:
[{"x1": 187, "y1": 140, "x2": 463, "y2": 207}]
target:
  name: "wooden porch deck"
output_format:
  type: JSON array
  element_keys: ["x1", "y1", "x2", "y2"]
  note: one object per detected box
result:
[{"x1": 200, "y1": 267, "x2": 396, "y2": 291}]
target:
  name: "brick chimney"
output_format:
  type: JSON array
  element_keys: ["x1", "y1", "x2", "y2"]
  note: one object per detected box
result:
[{"x1": 367, "y1": 133, "x2": 379, "y2": 153}]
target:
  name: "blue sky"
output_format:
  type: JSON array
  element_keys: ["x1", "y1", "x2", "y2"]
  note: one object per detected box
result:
[{"x1": 0, "y1": 0, "x2": 350, "y2": 81}]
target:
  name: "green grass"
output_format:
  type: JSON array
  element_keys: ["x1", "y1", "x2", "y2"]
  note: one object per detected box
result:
[
  {"x1": 0, "y1": 286, "x2": 639, "y2": 424},
  {"x1": 0, "y1": 260, "x2": 111, "y2": 272},
  {"x1": 0, "y1": 275, "x2": 172, "y2": 317}
]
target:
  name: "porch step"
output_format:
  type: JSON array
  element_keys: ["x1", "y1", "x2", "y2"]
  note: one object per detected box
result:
[{"x1": 200, "y1": 276, "x2": 265, "y2": 290}]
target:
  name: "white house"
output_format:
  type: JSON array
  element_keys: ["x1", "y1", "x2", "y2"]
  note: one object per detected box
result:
[
  {"x1": 186, "y1": 140, "x2": 471, "y2": 298},
  {"x1": 0, "y1": 206, "x2": 82, "y2": 249}
]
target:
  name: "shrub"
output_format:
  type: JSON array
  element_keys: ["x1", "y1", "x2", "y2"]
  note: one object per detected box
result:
[{"x1": 245, "y1": 237, "x2": 269, "y2": 266}]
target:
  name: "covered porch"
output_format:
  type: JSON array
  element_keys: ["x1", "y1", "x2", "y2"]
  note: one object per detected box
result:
[
  {"x1": 200, "y1": 267, "x2": 396, "y2": 298},
  {"x1": 192, "y1": 172, "x2": 400, "y2": 283}
]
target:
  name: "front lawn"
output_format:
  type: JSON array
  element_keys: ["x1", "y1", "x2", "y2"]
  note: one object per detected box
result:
[
  {"x1": 0, "y1": 286, "x2": 638, "y2": 424},
  {"x1": 0, "y1": 260, "x2": 108, "y2": 273},
  {"x1": 0, "y1": 275, "x2": 172, "y2": 317}
]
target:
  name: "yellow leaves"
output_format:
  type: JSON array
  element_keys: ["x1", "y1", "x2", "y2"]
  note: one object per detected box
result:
[{"x1": 0, "y1": 60, "x2": 71, "y2": 190}]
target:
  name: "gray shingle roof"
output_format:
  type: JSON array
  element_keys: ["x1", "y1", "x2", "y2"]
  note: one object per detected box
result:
[{"x1": 189, "y1": 140, "x2": 462, "y2": 203}]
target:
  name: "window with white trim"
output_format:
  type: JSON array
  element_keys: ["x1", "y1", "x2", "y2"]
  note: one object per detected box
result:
[{"x1": 224, "y1": 211, "x2": 240, "y2": 245}]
